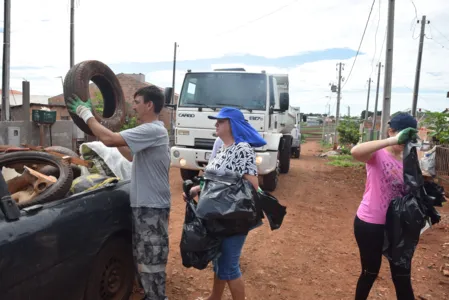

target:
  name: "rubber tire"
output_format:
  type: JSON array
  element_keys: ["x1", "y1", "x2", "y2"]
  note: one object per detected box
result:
[
  {"x1": 279, "y1": 136, "x2": 292, "y2": 174},
  {"x1": 63, "y1": 60, "x2": 126, "y2": 136},
  {"x1": 0, "y1": 152, "x2": 73, "y2": 208},
  {"x1": 39, "y1": 146, "x2": 82, "y2": 178},
  {"x1": 261, "y1": 169, "x2": 278, "y2": 192},
  {"x1": 291, "y1": 147, "x2": 300, "y2": 159},
  {"x1": 84, "y1": 237, "x2": 134, "y2": 300},
  {"x1": 180, "y1": 169, "x2": 200, "y2": 181}
]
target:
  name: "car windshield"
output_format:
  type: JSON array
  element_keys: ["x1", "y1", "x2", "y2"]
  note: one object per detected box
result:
[{"x1": 178, "y1": 73, "x2": 267, "y2": 110}]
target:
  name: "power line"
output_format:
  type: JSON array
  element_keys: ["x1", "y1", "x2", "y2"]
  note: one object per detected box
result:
[
  {"x1": 214, "y1": 0, "x2": 298, "y2": 38},
  {"x1": 378, "y1": 25, "x2": 387, "y2": 62},
  {"x1": 342, "y1": 0, "x2": 376, "y2": 90},
  {"x1": 425, "y1": 25, "x2": 449, "y2": 51},
  {"x1": 409, "y1": 0, "x2": 418, "y2": 20},
  {"x1": 429, "y1": 24, "x2": 449, "y2": 44}
]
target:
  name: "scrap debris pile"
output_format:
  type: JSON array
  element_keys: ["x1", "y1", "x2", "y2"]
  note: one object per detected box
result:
[{"x1": 0, "y1": 142, "x2": 131, "y2": 208}]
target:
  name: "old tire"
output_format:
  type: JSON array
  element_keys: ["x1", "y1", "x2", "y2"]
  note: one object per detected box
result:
[
  {"x1": 0, "y1": 152, "x2": 73, "y2": 208},
  {"x1": 84, "y1": 237, "x2": 134, "y2": 300},
  {"x1": 63, "y1": 60, "x2": 126, "y2": 136},
  {"x1": 180, "y1": 169, "x2": 200, "y2": 181},
  {"x1": 39, "y1": 146, "x2": 82, "y2": 178},
  {"x1": 279, "y1": 136, "x2": 292, "y2": 174}
]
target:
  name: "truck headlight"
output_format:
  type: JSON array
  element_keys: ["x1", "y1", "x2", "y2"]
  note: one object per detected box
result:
[
  {"x1": 179, "y1": 158, "x2": 187, "y2": 167},
  {"x1": 173, "y1": 150, "x2": 180, "y2": 158},
  {"x1": 177, "y1": 130, "x2": 190, "y2": 135},
  {"x1": 255, "y1": 156, "x2": 263, "y2": 165}
]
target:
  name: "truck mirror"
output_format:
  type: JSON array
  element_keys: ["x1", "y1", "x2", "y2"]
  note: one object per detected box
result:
[
  {"x1": 279, "y1": 92, "x2": 289, "y2": 111},
  {"x1": 164, "y1": 87, "x2": 173, "y2": 105}
]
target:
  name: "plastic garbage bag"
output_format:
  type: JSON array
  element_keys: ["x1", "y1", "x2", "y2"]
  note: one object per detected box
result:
[
  {"x1": 423, "y1": 181, "x2": 447, "y2": 207},
  {"x1": 69, "y1": 174, "x2": 119, "y2": 195},
  {"x1": 383, "y1": 141, "x2": 441, "y2": 270},
  {"x1": 79, "y1": 141, "x2": 132, "y2": 180},
  {"x1": 180, "y1": 198, "x2": 222, "y2": 270},
  {"x1": 196, "y1": 169, "x2": 257, "y2": 221},
  {"x1": 195, "y1": 169, "x2": 257, "y2": 236},
  {"x1": 419, "y1": 146, "x2": 436, "y2": 177},
  {"x1": 257, "y1": 190, "x2": 287, "y2": 230}
]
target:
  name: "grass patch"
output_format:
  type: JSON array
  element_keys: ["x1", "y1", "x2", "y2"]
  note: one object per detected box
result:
[{"x1": 327, "y1": 155, "x2": 364, "y2": 168}]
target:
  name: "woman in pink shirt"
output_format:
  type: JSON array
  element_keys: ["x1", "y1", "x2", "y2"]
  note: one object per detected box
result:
[{"x1": 351, "y1": 113, "x2": 418, "y2": 300}]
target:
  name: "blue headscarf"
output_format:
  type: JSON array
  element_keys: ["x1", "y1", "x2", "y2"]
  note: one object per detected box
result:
[{"x1": 208, "y1": 107, "x2": 267, "y2": 148}]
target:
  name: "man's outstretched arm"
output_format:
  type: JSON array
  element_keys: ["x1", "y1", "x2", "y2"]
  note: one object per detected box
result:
[{"x1": 67, "y1": 95, "x2": 127, "y2": 147}]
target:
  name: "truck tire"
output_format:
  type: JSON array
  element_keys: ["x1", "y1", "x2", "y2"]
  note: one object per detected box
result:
[
  {"x1": 84, "y1": 237, "x2": 134, "y2": 300},
  {"x1": 279, "y1": 136, "x2": 292, "y2": 174},
  {"x1": 261, "y1": 169, "x2": 278, "y2": 192},
  {"x1": 180, "y1": 169, "x2": 200, "y2": 181},
  {"x1": 0, "y1": 152, "x2": 73, "y2": 208},
  {"x1": 39, "y1": 146, "x2": 82, "y2": 178},
  {"x1": 63, "y1": 60, "x2": 126, "y2": 136}
]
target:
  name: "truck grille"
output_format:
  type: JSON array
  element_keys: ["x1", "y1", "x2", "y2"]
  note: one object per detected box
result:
[{"x1": 194, "y1": 138, "x2": 215, "y2": 149}]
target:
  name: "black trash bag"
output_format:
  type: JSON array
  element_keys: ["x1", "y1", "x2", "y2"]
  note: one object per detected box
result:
[
  {"x1": 383, "y1": 141, "x2": 441, "y2": 270},
  {"x1": 196, "y1": 169, "x2": 258, "y2": 236},
  {"x1": 423, "y1": 181, "x2": 447, "y2": 207},
  {"x1": 257, "y1": 190, "x2": 287, "y2": 230},
  {"x1": 180, "y1": 199, "x2": 222, "y2": 270}
]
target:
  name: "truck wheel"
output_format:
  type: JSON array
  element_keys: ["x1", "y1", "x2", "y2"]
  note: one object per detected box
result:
[
  {"x1": 261, "y1": 169, "x2": 278, "y2": 192},
  {"x1": 279, "y1": 136, "x2": 292, "y2": 174},
  {"x1": 180, "y1": 169, "x2": 200, "y2": 181},
  {"x1": 0, "y1": 152, "x2": 73, "y2": 208},
  {"x1": 291, "y1": 147, "x2": 300, "y2": 159},
  {"x1": 64, "y1": 60, "x2": 126, "y2": 136},
  {"x1": 84, "y1": 237, "x2": 134, "y2": 300}
]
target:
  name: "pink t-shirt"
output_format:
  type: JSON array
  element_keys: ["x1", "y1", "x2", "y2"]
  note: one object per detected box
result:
[{"x1": 356, "y1": 148, "x2": 405, "y2": 225}]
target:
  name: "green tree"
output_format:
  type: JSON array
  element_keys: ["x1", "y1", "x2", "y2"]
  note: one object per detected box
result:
[
  {"x1": 93, "y1": 91, "x2": 138, "y2": 131},
  {"x1": 422, "y1": 111, "x2": 449, "y2": 143},
  {"x1": 337, "y1": 117, "x2": 361, "y2": 145}
]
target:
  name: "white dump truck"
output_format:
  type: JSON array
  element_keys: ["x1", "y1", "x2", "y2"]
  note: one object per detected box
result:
[{"x1": 166, "y1": 68, "x2": 298, "y2": 191}]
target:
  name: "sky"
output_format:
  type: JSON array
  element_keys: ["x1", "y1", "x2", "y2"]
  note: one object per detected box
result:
[{"x1": 0, "y1": 0, "x2": 449, "y2": 117}]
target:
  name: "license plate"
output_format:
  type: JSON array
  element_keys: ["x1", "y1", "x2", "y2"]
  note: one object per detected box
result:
[{"x1": 205, "y1": 152, "x2": 211, "y2": 160}]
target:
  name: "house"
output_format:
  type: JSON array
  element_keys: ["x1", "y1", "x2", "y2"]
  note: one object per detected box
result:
[
  {"x1": 48, "y1": 73, "x2": 179, "y2": 131},
  {"x1": 0, "y1": 89, "x2": 67, "y2": 121}
]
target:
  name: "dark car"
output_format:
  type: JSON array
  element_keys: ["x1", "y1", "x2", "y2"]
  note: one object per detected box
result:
[{"x1": 0, "y1": 169, "x2": 134, "y2": 300}]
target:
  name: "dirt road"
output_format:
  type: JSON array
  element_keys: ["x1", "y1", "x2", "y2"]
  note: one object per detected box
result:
[{"x1": 132, "y1": 141, "x2": 449, "y2": 300}]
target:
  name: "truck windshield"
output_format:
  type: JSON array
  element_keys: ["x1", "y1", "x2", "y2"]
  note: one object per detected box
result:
[{"x1": 178, "y1": 73, "x2": 267, "y2": 110}]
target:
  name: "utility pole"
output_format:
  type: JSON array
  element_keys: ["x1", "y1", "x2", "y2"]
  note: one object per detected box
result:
[
  {"x1": 412, "y1": 15, "x2": 429, "y2": 117},
  {"x1": 347, "y1": 105, "x2": 350, "y2": 117},
  {"x1": 1, "y1": 0, "x2": 11, "y2": 121},
  {"x1": 171, "y1": 42, "x2": 178, "y2": 104},
  {"x1": 380, "y1": 0, "x2": 396, "y2": 139},
  {"x1": 333, "y1": 63, "x2": 343, "y2": 144},
  {"x1": 370, "y1": 63, "x2": 383, "y2": 141},
  {"x1": 70, "y1": 0, "x2": 75, "y2": 68},
  {"x1": 364, "y1": 78, "x2": 373, "y2": 122}
]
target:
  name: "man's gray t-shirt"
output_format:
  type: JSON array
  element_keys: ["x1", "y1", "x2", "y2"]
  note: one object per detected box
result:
[{"x1": 120, "y1": 121, "x2": 171, "y2": 209}]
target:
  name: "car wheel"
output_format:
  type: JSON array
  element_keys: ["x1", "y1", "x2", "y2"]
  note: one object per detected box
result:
[
  {"x1": 84, "y1": 237, "x2": 134, "y2": 300},
  {"x1": 0, "y1": 151, "x2": 73, "y2": 208}
]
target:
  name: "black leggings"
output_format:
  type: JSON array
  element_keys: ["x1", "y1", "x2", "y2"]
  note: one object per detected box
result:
[{"x1": 354, "y1": 216, "x2": 414, "y2": 300}]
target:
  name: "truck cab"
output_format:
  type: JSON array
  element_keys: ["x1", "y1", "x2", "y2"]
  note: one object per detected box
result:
[{"x1": 168, "y1": 69, "x2": 296, "y2": 191}]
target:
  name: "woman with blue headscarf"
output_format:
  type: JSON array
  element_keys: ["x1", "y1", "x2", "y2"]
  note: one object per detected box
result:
[{"x1": 183, "y1": 107, "x2": 266, "y2": 300}]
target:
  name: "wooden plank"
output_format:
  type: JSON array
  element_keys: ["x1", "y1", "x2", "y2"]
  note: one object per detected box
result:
[{"x1": 20, "y1": 144, "x2": 93, "y2": 168}]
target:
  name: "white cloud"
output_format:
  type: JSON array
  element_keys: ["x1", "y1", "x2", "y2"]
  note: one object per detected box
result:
[{"x1": 0, "y1": 0, "x2": 448, "y2": 116}]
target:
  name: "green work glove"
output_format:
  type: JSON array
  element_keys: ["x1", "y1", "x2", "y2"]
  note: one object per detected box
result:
[
  {"x1": 388, "y1": 127, "x2": 418, "y2": 145},
  {"x1": 66, "y1": 94, "x2": 94, "y2": 123}
]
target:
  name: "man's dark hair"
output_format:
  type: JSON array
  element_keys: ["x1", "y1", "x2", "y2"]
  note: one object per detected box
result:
[{"x1": 134, "y1": 85, "x2": 165, "y2": 114}]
